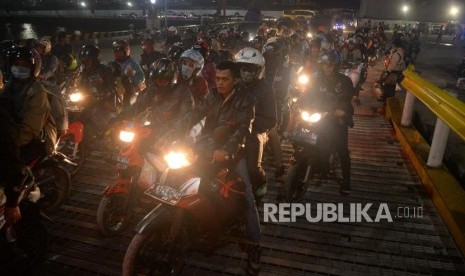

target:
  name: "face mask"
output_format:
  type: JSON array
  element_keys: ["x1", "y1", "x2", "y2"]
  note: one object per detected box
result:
[
  {"x1": 11, "y1": 66, "x2": 31, "y2": 80},
  {"x1": 240, "y1": 69, "x2": 257, "y2": 84},
  {"x1": 181, "y1": 65, "x2": 196, "y2": 80}
]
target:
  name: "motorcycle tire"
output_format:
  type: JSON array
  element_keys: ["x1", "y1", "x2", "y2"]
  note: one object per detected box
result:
[
  {"x1": 56, "y1": 134, "x2": 86, "y2": 175},
  {"x1": 36, "y1": 165, "x2": 70, "y2": 213},
  {"x1": 96, "y1": 194, "x2": 132, "y2": 236},
  {"x1": 284, "y1": 162, "x2": 310, "y2": 202},
  {"x1": 123, "y1": 227, "x2": 187, "y2": 276}
]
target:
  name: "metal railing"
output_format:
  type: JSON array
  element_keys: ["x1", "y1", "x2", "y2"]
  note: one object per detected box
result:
[{"x1": 400, "y1": 65, "x2": 465, "y2": 167}]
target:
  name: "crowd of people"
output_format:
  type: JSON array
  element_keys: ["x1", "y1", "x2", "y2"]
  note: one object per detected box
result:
[{"x1": 0, "y1": 19, "x2": 418, "y2": 274}]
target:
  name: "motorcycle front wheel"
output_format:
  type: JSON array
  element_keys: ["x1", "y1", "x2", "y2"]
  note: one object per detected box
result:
[
  {"x1": 35, "y1": 165, "x2": 70, "y2": 213},
  {"x1": 96, "y1": 194, "x2": 132, "y2": 236},
  {"x1": 285, "y1": 162, "x2": 310, "y2": 202},
  {"x1": 123, "y1": 226, "x2": 188, "y2": 276}
]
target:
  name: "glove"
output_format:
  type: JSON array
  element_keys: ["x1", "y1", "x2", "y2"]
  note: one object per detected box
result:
[{"x1": 213, "y1": 149, "x2": 229, "y2": 162}]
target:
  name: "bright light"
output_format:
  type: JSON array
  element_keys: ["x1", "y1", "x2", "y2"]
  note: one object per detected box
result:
[
  {"x1": 402, "y1": 5, "x2": 409, "y2": 13},
  {"x1": 69, "y1": 92, "x2": 84, "y2": 102},
  {"x1": 164, "y1": 152, "x2": 191, "y2": 169},
  {"x1": 297, "y1": 74, "x2": 309, "y2": 85},
  {"x1": 127, "y1": 2, "x2": 133, "y2": 7},
  {"x1": 119, "y1": 130, "x2": 135, "y2": 143},
  {"x1": 301, "y1": 111, "x2": 322, "y2": 123},
  {"x1": 150, "y1": 0, "x2": 156, "y2": 3},
  {"x1": 80, "y1": 1, "x2": 86, "y2": 7},
  {"x1": 450, "y1": 7, "x2": 459, "y2": 16}
]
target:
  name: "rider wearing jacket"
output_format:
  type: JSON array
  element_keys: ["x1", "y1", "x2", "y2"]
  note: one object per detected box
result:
[
  {"x1": 235, "y1": 47, "x2": 277, "y2": 197},
  {"x1": 292, "y1": 51, "x2": 354, "y2": 194},
  {"x1": 0, "y1": 47, "x2": 56, "y2": 226},
  {"x1": 178, "y1": 49, "x2": 208, "y2": 107},
  {"x1": 189, "y1": 60, "x2": 262, "y2": 275},
  {"x1": 79, "y1": 44, "x2": 116, "y2": 100},
  {"x1": 112, "y1": 40, "x2": 146, "y2": 106},
  {"x1": 121, "y1": 58, "x2": 194, "y2": 145}
]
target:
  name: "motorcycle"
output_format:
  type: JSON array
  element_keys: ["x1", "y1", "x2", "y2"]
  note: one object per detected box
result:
[
  {"x1": 56, "y1": 84, "x2": 119, "y2": 175},
  {"x1": 285, "y1": 108, "x2": 338, "y2": 202},
  {"x1": 96, "y1": 110, "x2": 160, "y2": 236},
  {"x1": 0, "y1": 169, "x2": 49, "y2": 273},
  {"x1": 122, "y1": 143, "x2": 248, "y2": 275}
]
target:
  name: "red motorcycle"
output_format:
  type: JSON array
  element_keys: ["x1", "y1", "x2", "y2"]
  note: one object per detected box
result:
[
  {"x1": 96, "y1": 112, "x2": 163, "y2": 236},
  {"x1": 122, "y1": 143, "x2": 249, "y2": 275}
]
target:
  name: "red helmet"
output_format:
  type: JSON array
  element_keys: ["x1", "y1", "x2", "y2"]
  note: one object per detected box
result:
[{"x1": 112, "y1": 40, "x2": 130, "y2": 57}]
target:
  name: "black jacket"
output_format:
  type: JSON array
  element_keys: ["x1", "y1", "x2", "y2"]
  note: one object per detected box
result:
[
  {"x1": 123, "y1": 83, "x2": 194, "y2": 139},
  {"x1": 191, "y1": 88, "x2": 255, "y2": 156},
  {"x1": 239, "y1": 79, "x2": 277, "y2": 133},
  {"x1": 298, "y1": 72, "x2": 354, "y2": 127}
]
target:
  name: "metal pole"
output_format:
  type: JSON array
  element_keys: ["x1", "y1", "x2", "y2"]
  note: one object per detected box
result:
[
  {"x1": 164, "y1": 0, "x2": 167, "y2": 28},
  {"x1": 426, "y1": 91, "x2": 458, "y2": 168},
  {"x1": 401, "y1": 90, "x2": 416, "y2": 127}
]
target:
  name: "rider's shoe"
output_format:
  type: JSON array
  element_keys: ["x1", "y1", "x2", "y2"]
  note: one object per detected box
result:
[
  {"x1": 246, "y1": 245, "x2": 261, "y2": 275},
  {"x1": 254, "y1": 184, "x2": 267, "y2": 198}
]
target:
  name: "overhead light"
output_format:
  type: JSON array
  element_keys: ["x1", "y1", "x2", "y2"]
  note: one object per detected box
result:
[
  {"x1": 150, "y1": 0, "x2": 156, "y2": 3},
  {"x1": 80, "y1": 1, "x2": 86, "y2": 7},
  {"x1": 127, "y1": 2, "x2": 133, "y2": 7}
]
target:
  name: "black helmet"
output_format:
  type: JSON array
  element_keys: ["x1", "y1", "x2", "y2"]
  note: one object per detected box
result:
[
  {"x1": 141, "y1": 38, "x2": 155, "y2": 52},
  {"x1": 168, "y1": 42, "x2": 186, "y2": 61},
  {"x1": 79, "y1": 44, "x2": 101, "y2": 62},
  {"x1": 240, "y1": 31, "x2": 249, "y2": 41},
  {"x1": 251, "y1": 36, "x2": 265, "y2": 50},
  {"x1": 318, "y1": 50, "x2": 341, "y2": 69},
  {"x1": 9, "y1": 46, "x2": 41, "y2": 78},
  {"x1": 149, "y1": 58, "x2": 178, "y2": 87},
  {"x1": 112, "y1": 40, "x2": 130, "y2": 57}
]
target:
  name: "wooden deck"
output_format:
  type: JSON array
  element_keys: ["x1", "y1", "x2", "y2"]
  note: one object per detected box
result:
[{"x1": 35, "y1": 63, "x2": 465, "y2": 275}]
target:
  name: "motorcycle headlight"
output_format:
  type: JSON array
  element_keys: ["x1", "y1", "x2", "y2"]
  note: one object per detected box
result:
[
  {"x1": 292, "y1": 97, "x2": 298, "y2": 103},
  {"x1": 307, "y1": 32, "x2": 313, "y2": 38},
  {"x1": 69, "y1": 92, "x2": 84, "y2": 102},
  {"x1": 301, "y1": 111, "x2": 322, "y2": 123},
  {"x1": 297, "y1": 74, "x2": 309, "y2": 86},
  {"x1": 164, "y1": 151, "x2": 191, "y2": 169},
  {"x1": 119, "y1": 130, "x2": 135, "y2": 143}
]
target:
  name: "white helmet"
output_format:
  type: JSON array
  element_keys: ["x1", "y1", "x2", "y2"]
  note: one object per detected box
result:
[
  {"x1": 168, "y1": 26, "x2": 177, "y2": 34},
  {"x1": 37, "y1": 37, "x2": 52, "y2": 54},
  {"x1": 179, "y1": 49, "x2": 204, "y2": 80},
  {"x1": 234, "y1": 47, "x2": 265, "y2": 82}
]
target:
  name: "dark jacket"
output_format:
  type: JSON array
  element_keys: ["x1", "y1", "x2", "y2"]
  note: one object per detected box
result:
[
  {"x1": 1, "y1": 79, "x2": 56, "y2": 153},
  {"x1": 298, "y1": 72, "x2": 354, "y2": 127},
  {"x1": 191, "y1": 88, "x2": 255, "y2": 156},
  {"x1": 124, "y1": 83, "x2": 194, "y2": 139},
  {"x1": 239, "y1": 78, "x2": 277, "y2": 133},
  {"x1": 80, "y1": 63, "x2": 116, "y2": 98}
]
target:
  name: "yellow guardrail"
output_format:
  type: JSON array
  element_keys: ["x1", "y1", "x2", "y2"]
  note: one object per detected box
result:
[
  {"x1": 401, "y1": 65, "x2": 465, "y2": 141},
  {"x1": 392, "y1": 65, "x2": 465, "y2": 258}
]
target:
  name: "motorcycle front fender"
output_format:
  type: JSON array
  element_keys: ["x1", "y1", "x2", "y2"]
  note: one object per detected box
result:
[{"x1": 135, "y1": 204, "x2": 172, "y2": 235}]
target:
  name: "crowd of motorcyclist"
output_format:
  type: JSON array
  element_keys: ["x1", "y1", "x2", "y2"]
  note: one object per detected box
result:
[{"x1": 0, "y1": 19, "x2": 422, "y2": 274}]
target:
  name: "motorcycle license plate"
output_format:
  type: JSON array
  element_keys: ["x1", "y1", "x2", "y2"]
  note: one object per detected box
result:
[
  {"x1": 294, "y1": 130, "x2": 318, "y2": 145},
  {"x1": 112, "y1": 154, "x2": 129, "y2": 169},
  {"x1": 144, "y1": 183, "x2": 181, "y2": 205}
]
